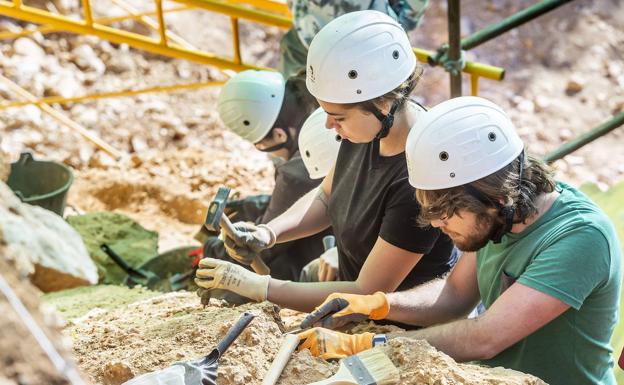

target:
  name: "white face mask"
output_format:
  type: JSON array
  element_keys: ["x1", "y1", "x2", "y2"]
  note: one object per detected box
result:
[{"x1": 268, "y1": 154, "x2": 286, "y2": 167}]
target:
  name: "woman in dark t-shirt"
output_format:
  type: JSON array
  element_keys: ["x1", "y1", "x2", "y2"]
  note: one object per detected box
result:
[{"x1": 196, "y1": 10, "x2": 456, "y2": 312}]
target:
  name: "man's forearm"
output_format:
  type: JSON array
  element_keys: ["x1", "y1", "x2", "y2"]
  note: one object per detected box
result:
[
  {"x1": 387, "y1": 316, "x2": 494, "y2": 362},
  {"x1": 386, "y1": 277, "x2": 477, "y2": 326},
  {"x1": 267, "y1": 187, "x2": 331, "y2": 243}
]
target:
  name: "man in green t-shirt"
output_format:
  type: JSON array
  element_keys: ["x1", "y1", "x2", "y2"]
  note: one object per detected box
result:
[{"x1": 294, "y1": 97, "x2": 622, "y2": 385}]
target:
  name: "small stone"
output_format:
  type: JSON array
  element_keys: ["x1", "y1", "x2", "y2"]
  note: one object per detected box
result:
[
  {"x1": 13, "y1": 37, "x2": 45, "y2": 59},
  {"x1": 565, "y1": 77, "x2": 584, "y2": 96},
  {"x1": 71, "y1": 44, "x2": 106, "y2": 74}
]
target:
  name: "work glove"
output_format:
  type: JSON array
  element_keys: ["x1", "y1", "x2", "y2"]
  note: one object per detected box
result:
[
  {"x1": 194, "y1": 258, "x2": 270, "y2": 302},
  {"x1": 297, "y1": 327, "x2": 374, "y2": 360},
  {"x1": 300, "y1": 292, "x2": 390, "y2": 330},
  {"x1": 222, "y1": 222, "x2": 276, "y2": 265},
  {"x1": 318, "y1": 247, "x2": 339, "y2": 282}
]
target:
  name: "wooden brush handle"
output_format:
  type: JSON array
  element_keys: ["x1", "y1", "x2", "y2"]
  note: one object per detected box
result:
[{"x1": 261, "y1": 334, "x2": 299, "y2": 385}]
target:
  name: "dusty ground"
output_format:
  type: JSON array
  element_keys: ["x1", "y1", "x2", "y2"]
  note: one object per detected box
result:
[{"x1": 45, "y1": 289, "x2": 545, "y2": 385}]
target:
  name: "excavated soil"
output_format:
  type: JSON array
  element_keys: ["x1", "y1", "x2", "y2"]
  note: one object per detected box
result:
[
  {"x1": 0, "y1": 253, "x2": 80, "y2": 385},
  {"x1": 56, "y1": 290, "x2": 545, "y2": 385}
]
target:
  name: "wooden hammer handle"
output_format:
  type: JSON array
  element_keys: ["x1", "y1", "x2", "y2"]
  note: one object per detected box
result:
[
  {"x1": 220, "y1": 215, "x2": 271, "y2": 276},
  {"x1": 261, "y1": 334, "x2": 300, "y2": 385}
]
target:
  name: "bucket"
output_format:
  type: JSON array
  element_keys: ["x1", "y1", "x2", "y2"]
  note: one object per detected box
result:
[{"x1": 7, "y1": 152, "x2": 74, "y2": 216}]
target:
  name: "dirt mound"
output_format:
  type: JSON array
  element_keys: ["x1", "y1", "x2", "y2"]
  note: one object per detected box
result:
[
  {"x1": 62, "y1": 290, "x2": 545, "y2": 385},
  {"x1": 0, "y1": 252, "x2": 84, "y2": 384}
]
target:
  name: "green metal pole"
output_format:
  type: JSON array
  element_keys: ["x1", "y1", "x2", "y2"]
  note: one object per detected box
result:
[
  {"x1": 448, "y1": 0, "x2": 462, "y2": 97},
  {"x1": 543, "y1": 112, "x2": 624, "y2": 163},
  {"x1": 461, "y1": 0, "x2": 573, "y2": 51}
]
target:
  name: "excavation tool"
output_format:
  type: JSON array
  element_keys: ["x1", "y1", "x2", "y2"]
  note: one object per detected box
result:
[
  {"x1": 101, "y1": 244, "x2": 197, "y2": 291},
  {"x1": 101, "y1": 243, "x2": 161, "y2": 289},
  {"x1": 122, "y1": 312, "x2": 255, "y2": 385},
  {"x1": 205, "y1": 186, "x2": 270, "y2": 275},
  {"x1": 261, "y1": 334, "x2": 300, "y2": 385},
  {"x1": 306, "y1": 349, "x2": 399, "y2": 385}
]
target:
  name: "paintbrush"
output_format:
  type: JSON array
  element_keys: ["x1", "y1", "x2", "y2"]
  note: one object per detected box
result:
[{"x1": 305, "y1": 348, "x2": 400, "y2": 385}]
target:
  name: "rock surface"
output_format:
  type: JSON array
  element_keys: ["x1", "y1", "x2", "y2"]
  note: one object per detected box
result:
[{"x1": 0, "y1": 182, "x2": 98, "y2": 291}]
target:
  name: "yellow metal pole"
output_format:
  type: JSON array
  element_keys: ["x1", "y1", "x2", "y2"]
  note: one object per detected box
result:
[
  {"x1": 231, "y1": 17, "x2": 242, "y2": 64},
  {"x1": 226, "y1": 0, "x2": 290, "y2": 16},
  {"x1": 413, "y1": 47, "x2": 504, "y2": 81},
  {"x1": 172, "y1": 0, "x2": 291, "y2": 28},
  {"x1": 0, "y1": 74, "x2": 123, "y2": 159},
  {"x1": 0, "y1": 1, "x2": 265, "y2": 72},
  {"x1": 155, "y1": 0, "x2": 168, "y2": 46},
  {"x1": 0, "y1": 81, "x2": 225, "y2": 109},
  {"x1": 81, "y1": 0, "x2": 93, "y2": 26},
  {"x1": 0, "y1": 6, "x2": 194, "y2": 40},
  {"x1": 470, "y1": 74, "x2": 480, "y2": 96},
  {"x1": 108, "y1": 0, "x2": 195, "y2": 49}
]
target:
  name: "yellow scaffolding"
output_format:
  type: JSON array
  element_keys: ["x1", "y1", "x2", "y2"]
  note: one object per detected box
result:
[{"x1": 0, "y1": 0, "x2": 504, "y2": 100}]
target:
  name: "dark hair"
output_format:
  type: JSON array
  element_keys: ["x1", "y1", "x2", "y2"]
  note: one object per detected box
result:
[
  {"x1": 347, "y1": 65, "x2": 424, "y2": 115},
  {"x1": 271, "y1": 74, "x2": 319, "y2": 135},
  {"x1": 415, "y1": 154, "x2": 556, "y2": 226}
]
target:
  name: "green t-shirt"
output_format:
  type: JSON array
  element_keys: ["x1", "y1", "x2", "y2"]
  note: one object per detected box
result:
[{"x1": 477, "y1": 182, "x2": 622, "y2": 385}]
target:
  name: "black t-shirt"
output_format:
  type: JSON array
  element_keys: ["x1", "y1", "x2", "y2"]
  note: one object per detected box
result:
[{"x1": 329, "y1": 135, "x2": 455, "y2": 291}]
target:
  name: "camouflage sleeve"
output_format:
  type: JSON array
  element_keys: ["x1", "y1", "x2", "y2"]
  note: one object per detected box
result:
[{"x1": 389, "y1": 0, "x2": 428, "y2": 31}]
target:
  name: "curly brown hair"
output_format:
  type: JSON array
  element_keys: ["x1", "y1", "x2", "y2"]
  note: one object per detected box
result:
[{"x1": 415, "y1": 153, "x2": 556, "y2": 227}]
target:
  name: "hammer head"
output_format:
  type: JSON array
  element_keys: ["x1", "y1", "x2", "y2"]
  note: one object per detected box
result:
[{"x1": 205, "y1": 187, "x2": 231, "y2": 232}]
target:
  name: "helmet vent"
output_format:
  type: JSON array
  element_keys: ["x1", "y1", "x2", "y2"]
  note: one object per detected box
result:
[
  {"x1": 356, "y1": 89, "x2": 362, "y2": 94},
  {"x1": 348, "y1": 70, "x2": 358, "y2": 79},
  {"x1": 243, "y1": 120, "x2": 250, "y2": 126},
  {"x1": 305, "y1": 150, "x2": 311, "y2": 157},
  {"x1": 439, "y1": 151, "x2": 449, "y2": 161},
  {"x1": 450, "y1": 172, "x2": 456, "y2": 178},
  {"x1": 271, "y1": 94, "x2": 275, "y2": 98},
  {"x1": 392, "y1": 50, "x2": 399, "y2": 59},
  {"x1": 488, "y1": 132, "x2": 497, "y2": 141}
]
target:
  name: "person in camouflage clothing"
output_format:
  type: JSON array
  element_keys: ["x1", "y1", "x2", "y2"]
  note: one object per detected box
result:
[{"x1": 280, "y1": 0, "x2": 428, "y2": 77}]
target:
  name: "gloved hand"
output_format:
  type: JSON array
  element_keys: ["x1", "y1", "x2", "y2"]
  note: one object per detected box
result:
[
  {"x1": 194, "y1": 258, "x2": 270, "y2": 302},
  {"x1": 222, "y1": 222, "x2": 276, "y2": 265},
  {"x1": 297, "y1": 327, "x2": 374, "y2": 360},
  {"x1": 300, "y1": 292, "x2": 390, "y2": 330},
  {"x1": 318, "y1": 247, "x2": 339, "y2": 282}
]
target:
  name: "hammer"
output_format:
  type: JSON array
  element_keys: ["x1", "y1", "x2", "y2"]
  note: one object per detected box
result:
[{"x1": 205, "y1": 187, "x2": 270, "y2": 275}]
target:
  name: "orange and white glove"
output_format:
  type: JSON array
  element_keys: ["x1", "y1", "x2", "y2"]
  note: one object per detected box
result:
[
  {"x1": 297, "y1": 327, "x2": 383, "y2": 360},
  {"x1": 300, "y1": 292, "x2": 390, "y2": 330},
  {"x1": 194, "y1": 258, "x2": 270, "y2": 302},
  {"x1": 318, "y1": 247, "x2": 339, "y2": 282}
]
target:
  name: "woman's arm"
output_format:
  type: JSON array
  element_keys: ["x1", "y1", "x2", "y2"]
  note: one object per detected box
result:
[
  {"x1": 267, "y1": 237, "x2": 424, "y2": 311},
  {"x1": 268, "y1": 164, "x2": 334, "y2": 242}
]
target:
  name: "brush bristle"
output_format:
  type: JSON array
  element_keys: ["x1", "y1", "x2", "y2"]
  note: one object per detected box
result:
[{"x1": 355, "y1": 348, "x2": 400, "y2": 385}]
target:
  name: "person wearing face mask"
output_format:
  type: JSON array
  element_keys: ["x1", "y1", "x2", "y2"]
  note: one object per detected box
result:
[
  {"x1": 202, "y1": 70, "x2": 333, "y2": 281},
  {"x1": 295, "y1": 97, "x2": 622, "y2": 385},
  {"x1": 195, "y1": 11, "x2": 457, "y2": 316}
]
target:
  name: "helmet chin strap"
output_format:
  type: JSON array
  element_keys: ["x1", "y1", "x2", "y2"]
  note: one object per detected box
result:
[
  {"x1": 462, "y1": 150, "x2": 525, "y2": 244},
  {"x1": 368, "y1": 100, "x2": 401, "y2": 169}
]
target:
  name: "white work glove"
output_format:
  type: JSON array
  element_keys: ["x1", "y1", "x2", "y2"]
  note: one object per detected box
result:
[
  {"x1": 318, "y1": 247, "x2": 339, "y2": 282},
  {"x1": 222, "y1": 222, "x2": 276, "y2": 265},
  {"x1": 194, "y1": 258, "x2": 270, "y2": 302}
]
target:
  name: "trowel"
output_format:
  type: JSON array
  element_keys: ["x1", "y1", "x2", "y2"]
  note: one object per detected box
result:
[{"x1": 122, "y1": 312, "x2": 255, "y2": 385}]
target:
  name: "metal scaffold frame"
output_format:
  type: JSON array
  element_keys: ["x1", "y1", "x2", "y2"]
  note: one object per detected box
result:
[{"x1": 0, "y1": 0, "x2": 620, "y2": 160}]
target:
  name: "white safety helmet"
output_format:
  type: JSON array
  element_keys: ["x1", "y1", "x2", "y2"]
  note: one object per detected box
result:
[
  {"x1": 306, "y1": 10, "x2": 416, "y2": 104},
  {"x1": 217, "y1": 70, "x2": 285, "y2": 144},
  {"x1": 406, "y1": 96, "x2": 524, "y2": 190},
  {"x1": 298, "y1": 108, "x2": 341, "y2": 179}
]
